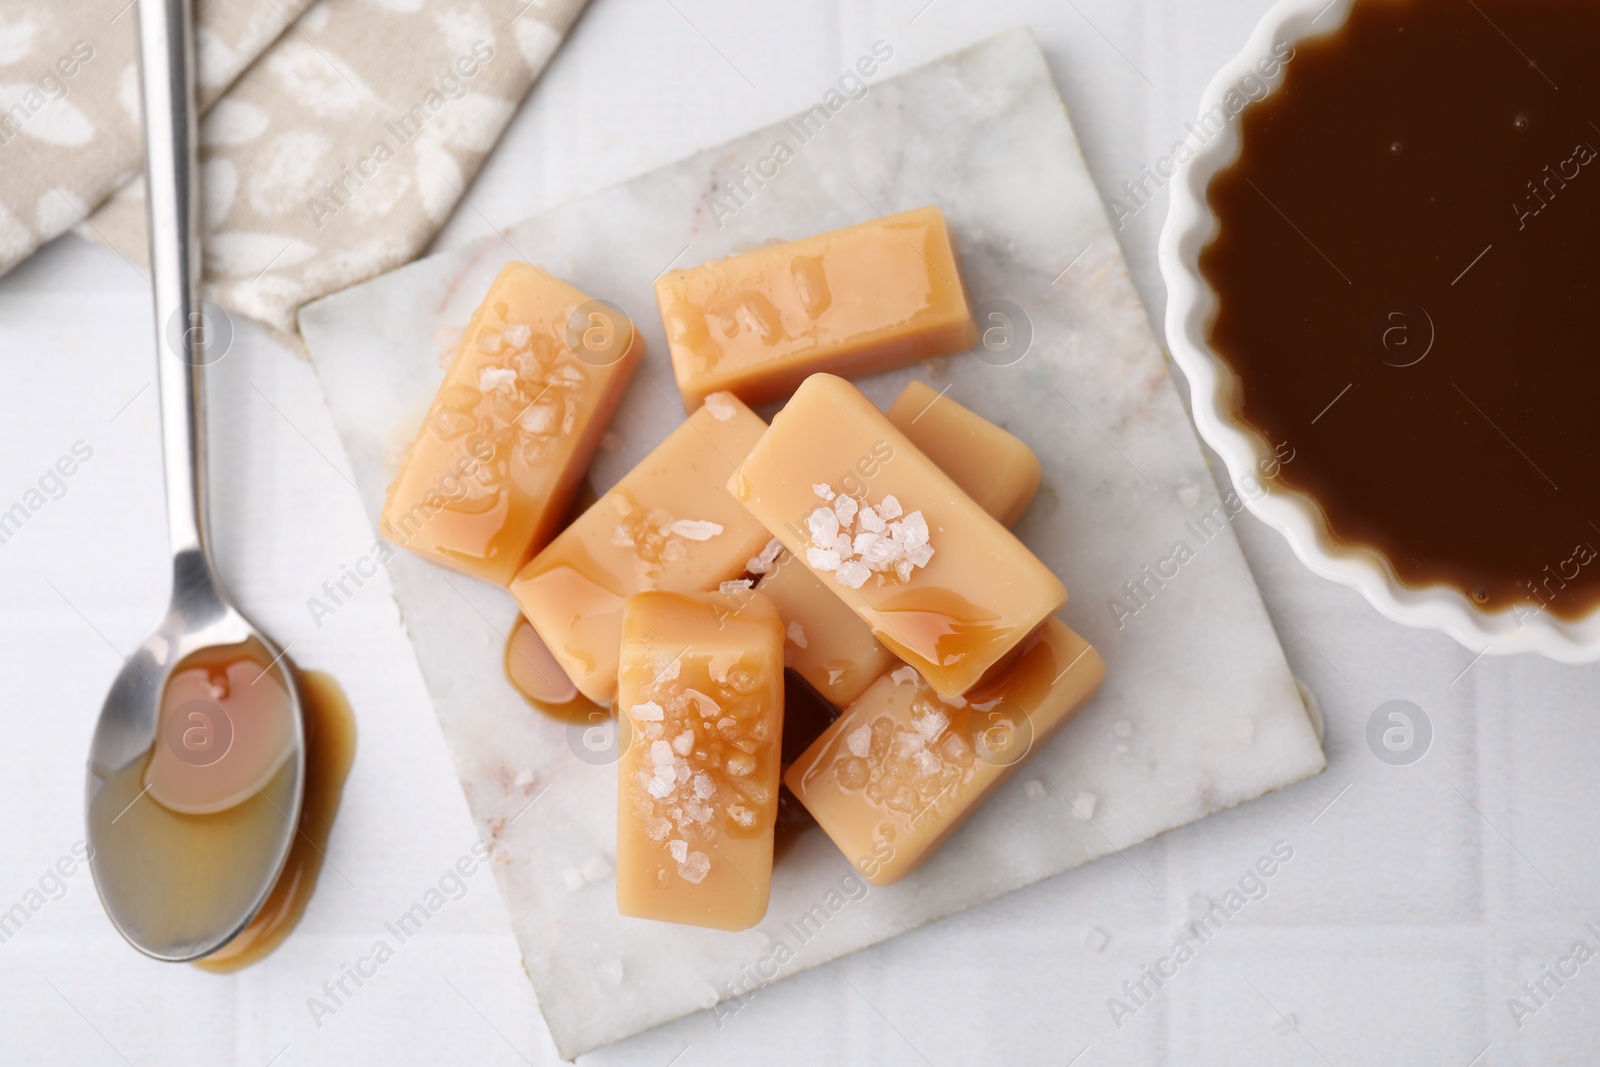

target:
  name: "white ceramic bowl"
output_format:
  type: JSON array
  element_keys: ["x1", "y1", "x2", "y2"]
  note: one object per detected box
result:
[{"x1": 1158, "y1": 0, "x2": 1600, "y2": 663}]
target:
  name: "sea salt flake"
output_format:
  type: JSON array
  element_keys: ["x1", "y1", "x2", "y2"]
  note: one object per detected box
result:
[
  {"x1": 679, "y1": 851, "x2": 711, "y2": 883},
  {"x1": 914, "y1": 709, "x2": 949, "y2": 742},
  {"x1": 611, "y1": 525, "x2": 635, "y2": 547},
  {"x1": 651, "y1": 740, "x2": 676, "y2": 766},
  {"x1": 721, "y1": 579, "x2": 754, "y2": 594},
  {"x1": 630, "y1": 701, "x2": 664, "y2": 722},
  {"x1": 693, "y1": 773, "x2": 715, "y2": 799},
  {"x1": 900, "y1": 511, "x2": 929, "y2": 547},
  {"x1": 501, "y1": 323, "x2": 532, "y2": 348},
  {"x1": 846, "y1": 724, "x2": 873, "y2": 758},
  {"x1": 647, "y1": 777, "x2": 674, "y2": 799},
  {"x1": 808, "y1": 507, "x2": 840, "y2": 542},
  {"x1": 878, "y1": 495, "x2": 903, "y2": 520},
  {"x1": 907, "y1": 544, "x2": 935, "y2": 568},
  {"x1": 580, "y1": 855, "x2": 612, "y2": 883},
  {"x1": 479, "y1": 367, "x2": 517, "y2": 392},
  {"x1": 835, "y1": 560, "x2": 871, "y2": 588},
  {"x1": 646, "y1": 816, "x2": 672, "y2": 840},
  {"x1": 858, "y1": 506, "x2": 885, "y2": 533},
  {"x1": 671, "y1": 519, "x2": 724, "y2": 541},
  {"x1": 672, "y1": 729, "x2": 696, "y2": 756},
  {"x1": 476, "y1": 364, "x2": 515, "y2": 390},
  {"x1": 813, "y1": 483, "x2": 836, "y2": 501},
  {"x1": 834, "y1": 495, "x2": 858, "y2": 523},
  {"x1": 890, "y1": 665, "x2": 920, "y2": 686},
  {"x1": 668, "y1": 839, "x2": 689, "y2": 863},
  {"x1": 704, "y1": 392, "x2": 737, "y2": 422},
  {"x1": 1022, "y1": 779, "x2": 1047, "y2": 801},
  {"x1": 912, "y1": 750, "x2": 942, "y2": 777},
  {"x1": 787, "y1": 621, "x2": 808, "y2": 649},
  {"x1": 807, "y1": 547, "x2": 841, "y2": 571},
  {"x1": 893, "y1": 729, "x2": 926, "y2": 757},
  {"x1": 561, "y1": 867, "x2": 586, "y2": 891},
  {"x1": 1072, "y1": 792, "x2": 1099, "y2": 820},
  {"x1": 518, "y1": 403, "x2": 558, "y2": 434},
  {"x1": 727, "y1": 804, "x2": 756, "y2": 828}
]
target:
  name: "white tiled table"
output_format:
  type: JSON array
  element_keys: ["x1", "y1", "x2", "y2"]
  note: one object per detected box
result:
[{"x1": 1, "y1": 1, "x2": 1594, "y2": 1063}]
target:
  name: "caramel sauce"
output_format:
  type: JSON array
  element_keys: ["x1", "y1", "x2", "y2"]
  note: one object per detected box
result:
[
  {"x1": 88, "y1": 646, "x2": 353, "y2": 968},
  {"x1": 196, "y1": 670, "x2": 355, "y2": 972},
  {"x1": 1203, "y1": 0, "x2": 1600, "y2": 618},
  {"x1": 872, "y1": 586, "x2": 1007, "y2": 677},
  {"x1": 504, "y1": 617, "x2": 607, "y2": 724}
]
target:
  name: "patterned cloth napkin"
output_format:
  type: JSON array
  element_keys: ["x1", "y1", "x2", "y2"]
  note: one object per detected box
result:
[{"x1": 0, "y1": 0, "x2": 587, "y2": 339}]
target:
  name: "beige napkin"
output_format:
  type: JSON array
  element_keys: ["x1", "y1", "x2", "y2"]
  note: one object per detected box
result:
[
  {"x1": 0, "y1": 0, "x2": 317, "y2": 269},
  {"x1": 0, "y1": 0, "x2": 587, "y2": 339}
]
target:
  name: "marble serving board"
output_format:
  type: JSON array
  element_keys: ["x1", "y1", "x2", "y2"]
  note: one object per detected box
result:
[{"x1": 300, "y1": 29, "x2": 1325, "y2": 1059}]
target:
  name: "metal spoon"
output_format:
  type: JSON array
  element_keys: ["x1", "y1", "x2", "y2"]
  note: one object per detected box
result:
[{"x1": 84, "y1": 0, "x2": 304, "y2": 962}]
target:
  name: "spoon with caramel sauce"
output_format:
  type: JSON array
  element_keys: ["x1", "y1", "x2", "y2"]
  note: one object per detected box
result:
[{"x1": 85, "y1": 0, "x2": 306, "y2": 961}]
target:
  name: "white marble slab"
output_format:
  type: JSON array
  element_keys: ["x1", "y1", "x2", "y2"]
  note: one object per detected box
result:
[{"x1": 299, "y1": 29, "x2": 1324, "y2": 1058}]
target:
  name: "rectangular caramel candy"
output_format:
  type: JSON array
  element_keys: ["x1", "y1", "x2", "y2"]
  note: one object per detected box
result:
[
  {"x1": 511, "y1": 393, "x2": 772, "y2": 703},
  {"x1": 655, "y1": 206, "x2": 972, "y2": 410},
  {"x1": 886, "y1": 380, "x2": 1042, "y2": 528},
  {"x1": 785, "y1": 619, "x2": 1104, "y2": 886},
  {"x1": 755, "y1": 549, "x2": 896, "y2": 708},
  {"x1": 753, "y1": 381, "x2": 1042, "y2": 706},
  {"x1": 616, "y1": 590, "x2": 784, "y2": 930},
  {"x1": 381, "y1": 262, "x2": 642, "y2": 584},
  {"x1": 730, "y1": 374, "x2": 1066, "y2": 698}
]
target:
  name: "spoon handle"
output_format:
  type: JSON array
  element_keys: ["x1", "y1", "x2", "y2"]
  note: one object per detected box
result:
[{"x1": 136, "y1": 0, "x2": 210, "y2": 566}]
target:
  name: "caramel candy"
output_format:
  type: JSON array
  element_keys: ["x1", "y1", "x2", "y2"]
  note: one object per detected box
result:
[
  {"x1": 656, "y1": 206, "x2": 973, "y2": 410},
  {"x1": 886, "y1": 380, "x2": 1041, "y2": 528},
  {"x1": 756, "y1": 549, "x2": 895, "y2": 708},
  {"x1": 381, "y1": 263, "x2": 642, "y2": 584},
  {"x1": 616, "y1": 590, "x2": 784, "y2": 930},
  {"x1": 511, "y1": 394, "x2": 772, "y2": 703},
  {"x1": 730, "y1": 374, "x2": 1066, "y2": 698},
  {"x1": 785, "y1": 619, "x2": 1104, "y2": 886},
  {"x1": 753, "y1": 381, "x2": 1043, "y2": 707}
]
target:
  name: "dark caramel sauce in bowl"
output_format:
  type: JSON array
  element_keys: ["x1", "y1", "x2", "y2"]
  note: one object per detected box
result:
[{"x1": 1171, "y1": 0, "x2": 1600, "y2": 646}]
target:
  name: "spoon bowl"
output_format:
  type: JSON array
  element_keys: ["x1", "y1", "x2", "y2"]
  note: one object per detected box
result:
[{"x1": 86, "y1": 553, "x2": 305, "y2": 961}]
